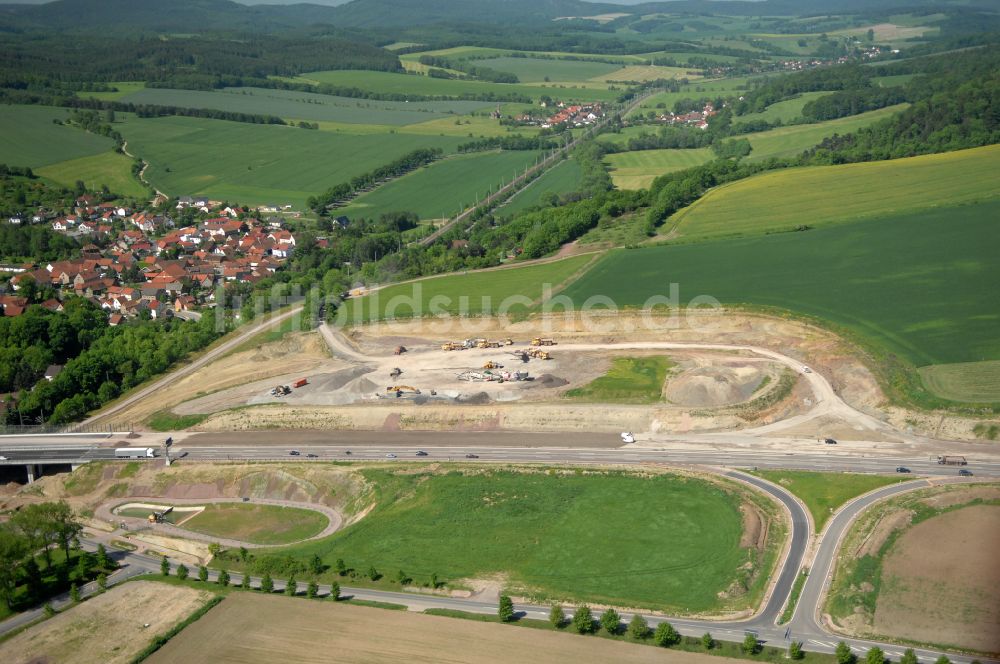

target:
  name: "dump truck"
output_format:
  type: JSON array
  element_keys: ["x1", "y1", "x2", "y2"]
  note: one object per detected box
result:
[
  {"x1": 115, "y1": 447, "x2": 156, "y2": 459},
  {"x1": 394, "y1": 345, "x2": 406, "y2": 355},
  {"x1": 441, "y1": 342, "x2": 463, "y2": 351},
  {"x1": 386, "y1": 385, "x2": 420, "y2": 394},
  {"x1": 390, "y1": 367, "x2": 402, "y2": 378},
  {"x1": 483, "y1": 360, "x2": 503, "y2": 370},
  {"x1": 292, "y1": 378, "x2": 308, "y2": 388},
  {"x1": 476, "y1": 339, "x2": 501, "y2": 348},
  {"x1": 937, "y1": 455, "x2": 967, "y2": 466},
  {"x1": 502, "y1": 338, "x2": 514, "y2": 346},
  {"x1": 530, "y1": 337, "x2": 556, "y2": 346}
]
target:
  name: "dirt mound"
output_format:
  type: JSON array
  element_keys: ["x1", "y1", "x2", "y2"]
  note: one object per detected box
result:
[
  {"x1": 666, "y1": 365, "x2": 766, "y2": 407},
  {"x1": 531, "y1": 374, "x2": 569, "y2": 388},
  {"x1": 457, "y1": 392, "x2": 491, "y2": 405}
]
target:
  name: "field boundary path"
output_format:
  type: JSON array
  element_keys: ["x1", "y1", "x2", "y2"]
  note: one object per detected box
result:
[
  {"x1": 82, "y1": 304, "x2": 304, "y2": 428},
  {"x1": 97, "y1": 496, "x2": 343, "y2": 549},
  {"x1": 419, "y1": 89, "x2": 659, "y2": 247}
]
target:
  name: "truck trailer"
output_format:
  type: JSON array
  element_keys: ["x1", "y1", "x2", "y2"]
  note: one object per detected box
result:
[
  {"x1": 115, "y1": 447, "x2": 156, "y2": 459},
  {"x1": 937, "y1": 455, "x2": 967, "y2": 465}
]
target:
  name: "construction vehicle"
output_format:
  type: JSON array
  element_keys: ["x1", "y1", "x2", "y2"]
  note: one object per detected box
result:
[
  {"x1": 441, "y1": 342, "x2": 463, "y2": 351},
  {"x1": 292, "y1": 378, "x2": 308, "y2": 388},
  {"x1": 483, "y1": 360, "x2": 503, "y2": 370},
  {"x1": 394, "y1": 345, "x2": 406, "y2": 355},
  {"x1": 464, "y1": 338, "x2": 484, "y2": 349},
  {"x1": 271, "y1": 385, "x2": 291, "y2": 397},
  {"x1": 477, "y1": 339, "x2": 502, "y2": 349},
  {"x1": 502, "y1": 338, "x2": 514, "y2": 346},
  {"x1": 386, "y1": 385, "x2": 420, "y2": 394},
  {"x1": 530, "y1": 337, "x2": 556, "y2": 346},
  {"x1": 526, "y1": 348, "x2": 551, "y2": 360},
  {"x1": 390, "y1": 367, "x2": 402, "y2": 378},
  {"x1": 937, "y1": 455, "x2": 967, "y2": 466}
]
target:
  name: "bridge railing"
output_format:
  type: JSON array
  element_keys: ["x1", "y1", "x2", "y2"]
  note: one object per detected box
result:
[{"x1": 0, "y1": 422, "x2": 135, "y2": 436}]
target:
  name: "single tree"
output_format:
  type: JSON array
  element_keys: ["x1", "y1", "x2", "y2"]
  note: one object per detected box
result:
[
  {"x1": 176, "y1": 564, "x2": 189, "y2": 581},
  {"x1": 498, "y1": 595, "x2": 515, "y2": 623},
  {"x1": 218, "y1": 569, "x2": 230, "y2": 587},
  {"x1": 0, "y1": 527, "x2": 30, "y2": 609},
  {"x1": 742, "y1": 632, "x2": 759, "y2": 655},
  {"x1": 329, "y1": 581, "x2": 341, "y2": 601},
  {"x1": 836, "y1": 641, "x2": 855, "y2": 664},
  {"x1": 286, "y1": 576, "x2": 298, "y2": 596},
  {"x1": 23, "y1": 557, "x2": 42, "y2": 599},
  {"x1": 307, "y1": 581, "x2": 318, "y2": 599},
  {"x1": 198, "y1": 565, "x2": 209, "y2": 583},
  {"x1": 628, "y1": 614, "x2": 650, "y2": 640},
  {"x1": 238, "y1": 546, "x2": 249, "y2": 562},
  {"x1": 599, "y1": 608, "x2": 621, "y2": 635},
  {"x1": 43, "y1": 603, "x2": 55, "y2": 618},
  {"x1": 207, "y1": 543, "x2": 221, "y2": 558},
  {"x1": 76, "y1": 553, "x2": 90, "y2": 580},
  {"x1": 654, "y1": 622, "x2": 681, "y2": 647},
  {"x1": 702, "y1": 632, "x2": 715, "y2": 650},
  {"x1": 396, "y1": 569, "x2": 410, "y2": 586},
  {"x1": 50, "y1": 502, "x2": 83, "y2": 562},
  {"x1": 572, "y1": 605, "x2": 595, "y2": 634},
  {"x1": 430, "y1": 572, "x2": 439, "y2": 588},
  {"x1": 367, "y1": 566, "x2": 380, "y2": 581},
  {"x1": 69, "y1": 583, "x2": 80, "y2": 603},
  {"x1": 241, "y1": 573, "x2": 251, "y2": 590},
  {"x1": 160, "y1": 557, "x2": 170, "y2": 576},
  {"x1": 260, "y1": 573, "x2": 274, "y2": 593},
  {"x1": 789, "y1": 641, "x2": 804, "y2": 660},
  {"x1": 310, "y1": 554, "x2": 324, "y2": 575},
  {"x1": 549, "y1": 604, "x2": 565, "y2": 628},
  {"x1": 335, "y1": 558, "x2": 347, "y2": 576},
  {"x1": 867, "y1": 647, "x2": 885, "y2": 664},
  {"x1": 900, "y1": 649, "x2": 918, "y2": 664},
  {"x1": 96, "y1": 544, "x2": 111, "y2": 571},
  {"x1": 97, "y1": 573, "x2": 107, "y2": 591}
]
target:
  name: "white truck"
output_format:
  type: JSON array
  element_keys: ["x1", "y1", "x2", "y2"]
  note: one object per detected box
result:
[{"x1": 115, "y1": 447, "x2": 156, "y2": 459}]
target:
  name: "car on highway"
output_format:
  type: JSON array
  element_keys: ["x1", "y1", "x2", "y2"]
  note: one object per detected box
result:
[
  {"x1": 895, "y1": 466, "x2": 911, "y2": 473},
  {"x1": 415, "y1": 450, "x2": 428, "y2": 457},
  {"x1": 386, "y1": 453, "x2": 397, "y2": 459},
  {"x1": 465, "y1": 453, "x2": 479, "y2": 458},
  {"x1": 0, "y1": 455, "x2": 7, "y2": 461},
  {"x1": 824, "y1": 438, "x2": 837, "y2": 445},
  {"x1": 288, "y1": 450, "x2": 301, "y2": 456},
  {"x1": 958, "y1": 469, "x2": 973, "y2": 476},
  {"x1": 620, "y1": 432, "x2": 635, "y2": 443},
  {"x1": 306, "y1": 453, "x2": 318, "y2": 458}
]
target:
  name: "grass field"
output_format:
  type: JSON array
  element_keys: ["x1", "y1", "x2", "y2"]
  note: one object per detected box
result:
[
  {"x1": 116, "y1": 114, "x2": 464, "y2": 208},
  {"x1": 601, "y1": 65, "x2": 699, "y2": 82},
  {"x1": 182, "y1": 503, "x2": 329, "y2": 545},
  {"x1": 337, "y1": 150, "x2": 542, "y2": 221},
  {"x1": 605, "y1": 148, "x2": 715, "y2": 190},
  {"x1": 0, "y1": 105, "x2": 115, "y2": 168},
  {"x1": 671, "y1": 144, "x2": 1000, "y2": 240},
  {"x1": 345, "y1": 254, "x2": 593, "y2": 322},
  {"x1": 918, "y1": 360, "x2": 1000, "y2": 403},
  {"x1": 473, "y1": 56, "x2": 621, "y2": 83},
  {"x1": 120, "y1": 87, "x2": 493, "y2": 126},
  {"x1": 300, "y1": 69, "x2": 621, "y2": 102},
  {"x1": 734, "y1": 92, "x2": 832, "y2": 125},
  {"x1": 37, "y1": 151, "x2": 148, "y2": 198},
  {"x1": 276, "y1": 469, "x2": 769, "y2": 613},
  {"x1": 629, "y1": 77, "x2": 754, "y2": 116},
  {"x1": 562, "y1": 201, "x2": 1000, "y2": 369},
  {"x1": 81, "y1": 81, "x2": 146, "y2": 101},
  {"x1": 565, "y1": 356, "x2": 673, "y2": 404},
  {"x1": 750, "y1": 470, "x2": 907, "y2": 532},
  {"x1": 744, "y1": 105, "x2": 907, "y2": 162},
  {"x1": 500, "y1": 157, "x2": 583, "y2": 215}
]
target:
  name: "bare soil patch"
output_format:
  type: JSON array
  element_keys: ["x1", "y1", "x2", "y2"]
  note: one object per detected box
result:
[
  {"x1": 0, "y1": 581, "x2": 212, "y2": 664},
  {"x1": 146, "y1": 592, "x2": 721, "y2": 664},
  {"x1": 855, "y1": 509, "x2": 913, "y2": 558},
  {"x1": 920, "y1": 486, "x2": 1000, "y2": 510},
  {"x1": 738, "y1": 502, "x2": 767, "y2": 551},
  {"x1": 874, "y1": 505, "x2": 1000, "y2": 653}
]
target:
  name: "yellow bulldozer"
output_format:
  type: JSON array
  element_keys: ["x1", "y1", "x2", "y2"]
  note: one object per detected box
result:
[
  {"x1": 530, "y1": 337, "x2": 556, "y2": 346},
  {"x1": 482, "y1": 360, "x2": 504, "y2": 370},
  {"x1": 441, "y1": 342, "x2": 463, "y2": 351}
]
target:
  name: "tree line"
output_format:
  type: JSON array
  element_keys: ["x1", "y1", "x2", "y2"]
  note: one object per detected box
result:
[{"x1": 307, "y1": 148, "x2": 443, "y2": 213}]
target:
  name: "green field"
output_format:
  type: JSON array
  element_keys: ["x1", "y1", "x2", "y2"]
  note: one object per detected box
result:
[
  {"x1": 183, "y1": 503, "x2": 329, "y2": 545},
  {"x1": 734, "y1": 91, "x2": 832, "y2": 125},
  {"x1": 116, "y1": 114, "x2": 464, "y2": 208},
  {"x1": 0, "y1": 105, "x2": 115, "y2": 168},
  {"x1": 277, "y1": 469, "x2": 773, "y2": 613},
  {"x1": 750, "y1": 470, "x2": 907, "y2": 532},
  {"x1": 605, "y1": 148, "x2": 715, "y2": 190},
  {"x1": 745, "y1": 105, "x2": 907, "y2": 162},
  {"x1": 499, "y1": 158, "x2": 583, "y2": 215},
  {"x1": 81, "y1": 81, "x2": 147, "y2": 101},
  {"x1": 671, "y1": 144, "x2": 1000, "y2": 240},
  {"x1": 562, "y1": 201, "x2": 1000, "y2": 370},
  {"x1": 919, "y1": 360, "x2": 1000, "y2": 403},
  {"x1": 565, "y1": 356, "x2": 673, "y2": 404},
  {"x1": 300, "y1": 69, "x2": 621, "y2": 103},
  {"x1": 629, "y1": 77, "x2": 754, "y2": 116},
  {"x1": 473, "y1": 56, "x2": 622, "y2": 83},
  {"x1": 344, "y1": 254, "x2": 594, "y2": 323},
  {"x1": 37, "y1": 151, "x2": 148, "y2": 198},
  {"x1": 121, "y1": 87, "x2": 493, "y2": 126},
  {"x1": 338, "y1": 150, "x2": 542, "y2": 221}
]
